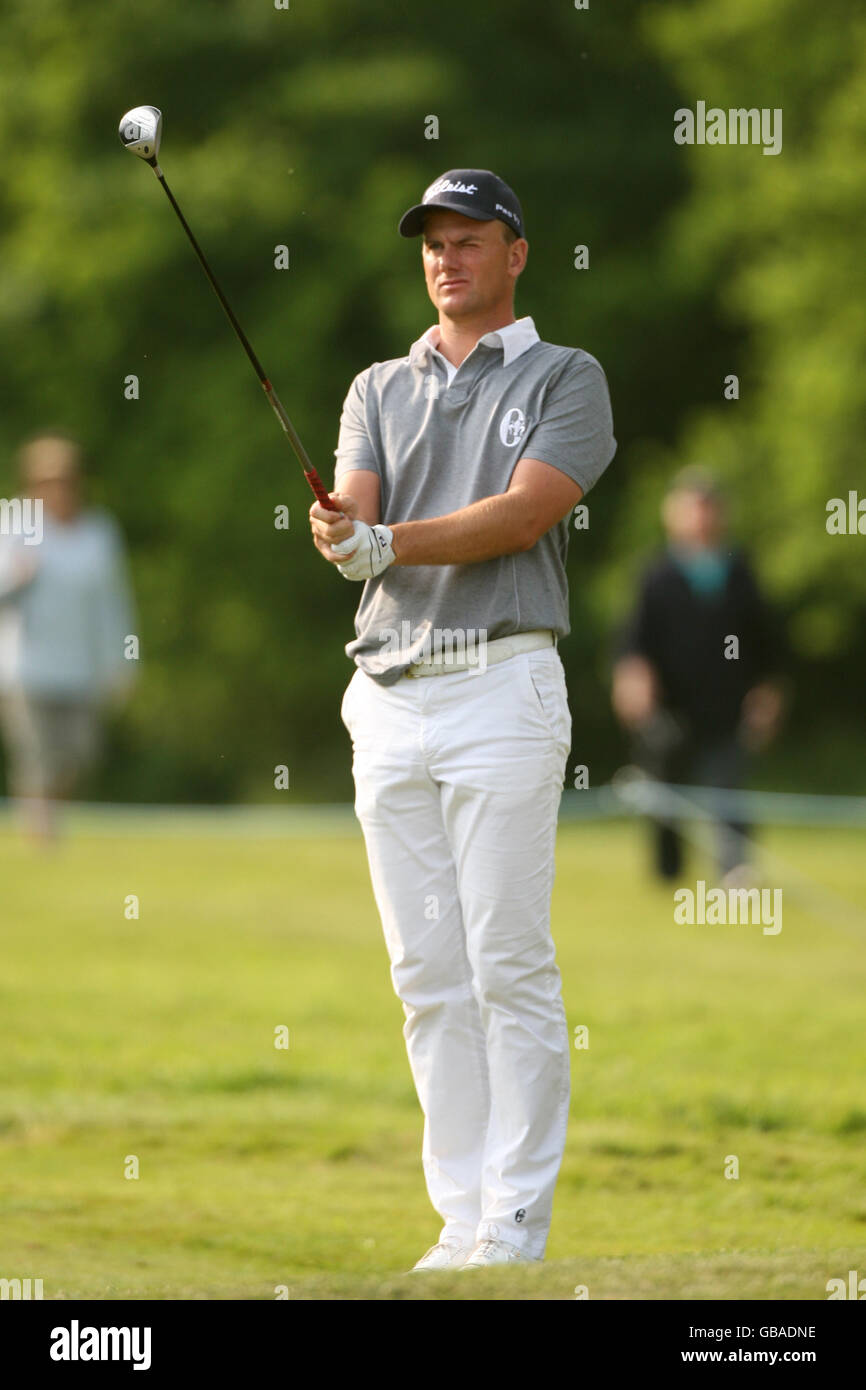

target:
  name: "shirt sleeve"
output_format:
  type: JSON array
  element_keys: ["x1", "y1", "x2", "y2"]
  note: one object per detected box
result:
[
  {"x1": 617, "y1": 568, "x2": 659, "y2": 662},
  {"x1": 520, "y1": 352, "x2": 616, "y2": 495},
  {"x1": 333, "y1": 368, "x2": 380, "y2": 486}
]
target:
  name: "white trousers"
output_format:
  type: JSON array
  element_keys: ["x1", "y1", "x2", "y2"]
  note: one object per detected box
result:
[{"x1": 341, "y1": 646, "x2": 572, "y2": 1259}]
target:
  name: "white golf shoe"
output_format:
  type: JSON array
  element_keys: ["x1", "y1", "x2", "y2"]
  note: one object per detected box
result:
[
  {"x1": 408, "y1": 1237, "x2": 472, "y2": 1272},
  {"x1": 461, "y1": 1237, "x2": 531, "y2": 1268}
]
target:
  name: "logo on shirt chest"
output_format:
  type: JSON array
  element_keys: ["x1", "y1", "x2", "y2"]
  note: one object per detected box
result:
[{"x1": 499, "y1": 406, "x2": 527, "y2": 447}]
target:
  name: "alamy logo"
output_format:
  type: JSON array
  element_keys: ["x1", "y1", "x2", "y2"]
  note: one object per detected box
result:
[
  {"x1": 499, "y1": 407, "x2": 526, "y2": 447},
  {"x1": 674, "y1": 102, "x2": 782, "y2": 156},
  {"x1": 379, "y1": 620, "x2": 488, "y2": 673},
  {"x1": 827, "y1": 1270, "x2": 866, "y2": 1299},
  {"x1": 0, "y1": 1277, "x2": 43, "y2": 1299},
  {"x1": 674, "y1": 880, "x2": 782, "y2": 935},
  {"x1": 425, "y1": 177, "x2": 478, "y2": 200},
  {"x1": 49, "y1": 1320, "x2": 152, "y2": 1371},
  {"x1": 826, "y1": 491, "x2": 866, "y2": 534},
  {"x1": 0, "y1": 497, "x2": 43, "y2": 545}
]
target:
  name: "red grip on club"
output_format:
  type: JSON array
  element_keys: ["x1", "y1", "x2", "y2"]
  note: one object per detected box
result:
[{"x1": 305, "y1": 469, "x2": 340, "y2": 511}]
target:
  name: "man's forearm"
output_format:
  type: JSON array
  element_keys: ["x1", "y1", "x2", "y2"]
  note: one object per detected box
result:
[{"x1": 390, "y1": 491, "x2": 533, "y2": 566}]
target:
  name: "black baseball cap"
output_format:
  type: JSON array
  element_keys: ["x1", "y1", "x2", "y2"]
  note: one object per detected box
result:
[{"x1": 398, "y1": 168, "x2": 525, "y2": 239}]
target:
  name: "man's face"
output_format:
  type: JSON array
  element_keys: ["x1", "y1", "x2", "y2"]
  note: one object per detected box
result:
[
  {"x1": 22, "y1": 440, "x2": 83, "y2": 522},
  {"x1": 35, "y1": 476, "x2": 81, "y2": 523},
  {"x1": 663, "y1": 489, "x2": 725, "y2": 549},
  {"x1": 421, "y1": 210, "x2": 526, "y2": 320}
]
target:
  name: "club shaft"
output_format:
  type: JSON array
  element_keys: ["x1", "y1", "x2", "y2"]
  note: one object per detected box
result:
[
  {"x1": 261, "y1": 380, "x2": 337, "y2": 511},
  {"x1": 153, "y1": 165, "x2": 337, "y2": 511}
]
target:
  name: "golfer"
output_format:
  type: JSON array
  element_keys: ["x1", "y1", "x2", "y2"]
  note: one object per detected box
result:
[{"x1": 309, "y1": 170, "x2": 615, "y2": 1270}]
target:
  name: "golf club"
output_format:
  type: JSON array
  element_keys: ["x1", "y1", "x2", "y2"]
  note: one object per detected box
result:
[{"x1": 118, "y1": 105, "x2": 337, "y2": 511}]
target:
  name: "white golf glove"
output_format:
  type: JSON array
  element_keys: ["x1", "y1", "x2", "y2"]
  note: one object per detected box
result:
[{"x1": 331, "y1": 521, "x2": 396, "y2": 581}]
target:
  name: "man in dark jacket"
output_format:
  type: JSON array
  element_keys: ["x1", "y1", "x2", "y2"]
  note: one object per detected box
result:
[{"x1": 612, "y1": 467, "x2": 783, "y2": 880}]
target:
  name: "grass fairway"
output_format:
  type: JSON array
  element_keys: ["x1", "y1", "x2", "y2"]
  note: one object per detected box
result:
[{"x1": 1, "y1": 812, "x2": 865, "y2": 1301}]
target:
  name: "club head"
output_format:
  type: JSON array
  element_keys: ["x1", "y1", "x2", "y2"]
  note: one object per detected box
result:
[{"x1": 118, "y1": 106, "x2": 162, "y2": 164}]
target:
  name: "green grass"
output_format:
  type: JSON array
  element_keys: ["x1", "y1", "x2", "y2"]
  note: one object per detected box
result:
[{"x1": 1, "y1": 815, "x2": 865, "y2": 1300}]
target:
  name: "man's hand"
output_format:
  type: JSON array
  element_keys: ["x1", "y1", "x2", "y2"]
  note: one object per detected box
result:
[
  {"x1": 740, "y1": 682, "x2": 783, "y2": 752},
  {"x1": 309, "y1": 493, "x2": 361, "y2": 563},
  {"x1": 611, "y1": 655, "x2": 658, "y2": 729},
  {"x1": 309, "y1": 491, "x2": 395, "y2": 580},
  {"x1": 332, "y1": 521, "x2": 396, "y2": 581}
]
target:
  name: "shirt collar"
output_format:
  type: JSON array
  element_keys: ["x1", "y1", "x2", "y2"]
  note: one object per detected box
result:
[{"x1": 408, "y1": 316, "x2": 539, "y2": 371}]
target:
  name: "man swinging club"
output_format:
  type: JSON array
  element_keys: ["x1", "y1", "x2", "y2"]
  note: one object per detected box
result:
[{"x1": 309, "y1": 169, "x2": 616, "y2": 1270}]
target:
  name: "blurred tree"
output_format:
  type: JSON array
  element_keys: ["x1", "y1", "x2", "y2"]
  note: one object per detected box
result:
[
  {"x1": 636, "y1": 0, "x2": 866, "y2": 787},
  {"x1": 0, "y1": 0, "x2": 859, "y2": 799}
]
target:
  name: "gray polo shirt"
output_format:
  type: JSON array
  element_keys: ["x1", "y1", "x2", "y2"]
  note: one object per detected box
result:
[{"x1": 333, "y1": 316, "x2": 615, "y2": 685}]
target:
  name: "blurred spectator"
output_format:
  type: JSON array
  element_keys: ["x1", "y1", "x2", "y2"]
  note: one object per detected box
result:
[
  {"x1": 0, "y1": 433, "x2": 136, "y2": 842},
  {"x1": 611, "y1": 467, "x2": 784, "y2": 882}
]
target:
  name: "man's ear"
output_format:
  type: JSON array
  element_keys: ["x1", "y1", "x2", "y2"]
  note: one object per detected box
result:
[{"x1": 510, "y1": 238, "x2": 529, "y2": 277}]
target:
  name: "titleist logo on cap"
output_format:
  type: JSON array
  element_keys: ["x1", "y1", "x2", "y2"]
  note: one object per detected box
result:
[{"x1": 425, "y1": 177, "x2": 479, "y2": 200}]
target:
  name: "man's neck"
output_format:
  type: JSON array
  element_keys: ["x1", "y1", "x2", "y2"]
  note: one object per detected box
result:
[{"x1": 435, "y1": 309, "x2": 517, "y2": 369}]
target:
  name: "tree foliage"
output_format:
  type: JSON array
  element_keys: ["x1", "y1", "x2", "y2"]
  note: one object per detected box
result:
[{"x1": 0, "y1": 0, "x2": 860, "y2": 799}]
